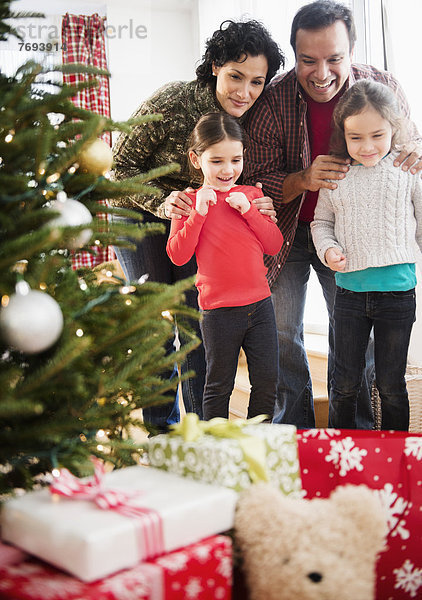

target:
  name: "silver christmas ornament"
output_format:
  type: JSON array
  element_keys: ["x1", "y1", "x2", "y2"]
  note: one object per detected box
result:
[
  {"x1": 49, "y1": 191, "x2": 93, "y2": 248},
  {"x1": 0, "y1": 281, "x2": 64, "y2": 354}
]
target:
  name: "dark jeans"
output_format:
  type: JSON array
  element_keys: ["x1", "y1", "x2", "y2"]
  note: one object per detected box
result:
[
  {"x1": 272, "y1": 222, "x2": 375, "y2": 429},
  {"x1": 330, "y1": 287, "x2": 416, "y2": 431},
  {"x1": 200, "y1": 297, "x2": 279, "y2": 420},
  {"x1": 113, "y1": 209, "x2": 205, "y2": 429}
]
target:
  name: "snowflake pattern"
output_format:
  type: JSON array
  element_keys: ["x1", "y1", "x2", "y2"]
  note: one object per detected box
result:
[
  {"x1": 155, "y1": 550, "x2": 189, "y2": 572},
  {"x1": 192, "y1": 543, "x2": 211, "y2": 563},
  {"x1": 394, "y1": 559, "x2": 422, "y2": 598},
  {"x1": 216, "y1": 555, "x2": 233, "y2": 581},
  {"x1": 1, "y1": 563, "x2": 45, "y2": 576},
  {"x1": 300, "y1": 428, "x2": 341, "y2": 440},
  {"x1": 375, "y1": 483, "x2": 410, "y2": 540},
  {"x1": 404, "y1": 437, "x2": 422, "y2": 461},
  {"x1": 184, "y1": 577, "x2": 204, "y2": 599},
  {"x1": 21, "y1": 577, "x2": 85, "y2": 600},
  {"x1": 98, "y1": 567, "x2": 151, "y2": 599},
  {"x1": 0, "y1": 537, "x2": 232, "y2": 600},
  {"x1": 0, "y1": 579, "x2": 17, "y2": 592},
  {"x1": 325, "y1": 437, "x2": 368, "y2": 476}
]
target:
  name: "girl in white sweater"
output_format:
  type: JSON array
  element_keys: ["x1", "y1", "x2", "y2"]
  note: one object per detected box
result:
[{"x1": 311, "y1": 80, "x2": 422, "y2": 430}]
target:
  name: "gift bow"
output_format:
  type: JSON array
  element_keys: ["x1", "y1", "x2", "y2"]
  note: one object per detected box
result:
[
  {"x1": 169, "y1": 413, "x2": 270, "y2": 484},
  {"x1": 50, "y1": 458, "x2": 164, "y2": 560}
]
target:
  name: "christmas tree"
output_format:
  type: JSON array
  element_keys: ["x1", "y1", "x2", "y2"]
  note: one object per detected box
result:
[{"x1": 0, "y1": 1, "x2": 199, "y2": 496}]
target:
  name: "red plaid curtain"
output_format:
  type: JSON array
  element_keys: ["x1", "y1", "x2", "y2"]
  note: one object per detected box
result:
[{"x1": 62, "y1": 13, "x2": 114, "y2": 269}]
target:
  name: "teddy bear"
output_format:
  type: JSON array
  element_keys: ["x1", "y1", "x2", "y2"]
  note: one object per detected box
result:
[{"x1": 234, "y1": 483, "x2": 387, "y2": 600}]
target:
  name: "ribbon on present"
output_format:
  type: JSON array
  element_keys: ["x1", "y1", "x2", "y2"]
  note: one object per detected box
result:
[
  {"x1": 50, "y1": 458, "x2": 164, "y2": 561},
  {"x1": 169, "y1": 413, "x2": 270, "y2": 484}
]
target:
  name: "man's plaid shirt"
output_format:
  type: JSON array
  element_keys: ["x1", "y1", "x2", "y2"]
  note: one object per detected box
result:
[{"x1": 243, "y1": 64, "x2": 419, "y2": 288}]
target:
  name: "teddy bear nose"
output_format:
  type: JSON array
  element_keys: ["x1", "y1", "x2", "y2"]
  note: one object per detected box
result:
[{"x1": 308, "y1": 572, "x2": 323, "y2": 583}]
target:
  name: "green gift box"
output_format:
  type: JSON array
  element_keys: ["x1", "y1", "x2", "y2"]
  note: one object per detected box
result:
[{"x1": 146, "y1": 415, "x2": 302, "y2": 496}]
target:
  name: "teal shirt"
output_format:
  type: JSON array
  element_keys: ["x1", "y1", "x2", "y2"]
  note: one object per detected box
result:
[{"x1": 336, "y1": 263, "x2": 416, "y2": 292}]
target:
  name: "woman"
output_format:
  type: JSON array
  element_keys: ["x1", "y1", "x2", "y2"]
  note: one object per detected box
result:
[{"x1": 112, "y1": 19, "x2": 285, "y2": 430}]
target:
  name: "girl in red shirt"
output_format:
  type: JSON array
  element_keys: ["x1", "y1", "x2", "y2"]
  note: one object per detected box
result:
[{"x1": 167, "y1": 112, "x2": 283, "y2": 420}]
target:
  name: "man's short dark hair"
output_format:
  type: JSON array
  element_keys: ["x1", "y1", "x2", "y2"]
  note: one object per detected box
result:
[{"x1": 290, "y1": 0, "x2": 356, "y2": 55}]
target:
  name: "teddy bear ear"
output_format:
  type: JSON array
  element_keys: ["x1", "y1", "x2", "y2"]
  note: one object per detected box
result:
[
  {"x1": 235, "y1": 483, "x2": 282, "y2": 521},
  {"x1": 234, "y1": 483, "x2": 298, "y2": 548},
  {"x1": 330, "y1": 484, "x2": 387, "y2": 552}
]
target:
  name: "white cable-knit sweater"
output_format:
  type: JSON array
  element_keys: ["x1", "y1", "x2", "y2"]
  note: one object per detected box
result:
[{"x1": 311, "y1": 153, "x2": 422, "y2": 272}]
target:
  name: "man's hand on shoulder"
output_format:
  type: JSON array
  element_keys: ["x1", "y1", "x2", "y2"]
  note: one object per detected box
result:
[
  {"x1": 301, "y1": 155, "x2": 350, "y2": 192},
  {"x1": 163, "y1": 188, "x2": 194, "y2": 219},
  {"x1": 394, "y1": 141, "x2": 422, "y2": 174},
  {"x1": 282, "y1": 155, "x2": 350, "y2": 204},
  {"x1": 252, "y1": 182, "x2": 277, "y2": 222}
]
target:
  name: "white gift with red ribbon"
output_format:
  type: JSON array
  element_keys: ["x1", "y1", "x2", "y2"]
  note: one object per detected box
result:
[
  {"x1": 1, "y1": 464, "x2": 237, "y2": 582},
  {"x1": 48, "y1": 459, "x2": 164, "y2": 562}
]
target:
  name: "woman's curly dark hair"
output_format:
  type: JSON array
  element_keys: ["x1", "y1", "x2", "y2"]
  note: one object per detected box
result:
[{"x1": 196, "y1": 19, "x2": 285, "y2": 88}]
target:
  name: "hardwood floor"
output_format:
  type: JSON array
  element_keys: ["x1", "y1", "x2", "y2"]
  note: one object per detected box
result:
[
  {"x1": 229, "y1": 339, "x2": 329, "y2": 428},
  {"x1": 133, "y1": 335, "x2": 330, "y2": 435}
]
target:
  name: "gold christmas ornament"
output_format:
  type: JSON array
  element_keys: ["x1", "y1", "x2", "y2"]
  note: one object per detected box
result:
[{"x1": 78, "y1": 138, "x2": 113, "y2": 175}]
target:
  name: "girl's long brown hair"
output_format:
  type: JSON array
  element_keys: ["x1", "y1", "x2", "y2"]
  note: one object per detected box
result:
[{"x1": 330, "y1": 79, "x2": 407, "y2": 159}]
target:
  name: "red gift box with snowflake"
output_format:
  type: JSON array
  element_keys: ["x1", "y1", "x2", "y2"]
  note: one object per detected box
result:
[
  {"x1": 0, "y1": 535, "x2": 232, "y2": 600},
  {"x1": 297, "y1": 429, "x2": 422, "y2": 600}
]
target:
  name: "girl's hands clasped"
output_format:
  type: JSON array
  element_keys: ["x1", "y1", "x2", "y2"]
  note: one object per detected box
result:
[
  {"x1": 164, "y1": 183, "x2": 277, "y2": 221},
  {"x1": 226, "y1": 191, "x2": 250, "y2": 214},
  {"x1": 196, "y1": 185, "x2": 218, "y2": 216}
]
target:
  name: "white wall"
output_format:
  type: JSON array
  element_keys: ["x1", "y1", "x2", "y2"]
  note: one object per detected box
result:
[
  {"x1": 8, "y1": 0, "x2": 198, "y2": 122},
  {"x1": 107, "y1": 0, "x2": 199, "y2": 121},
  {"x1": 408, "y1": 260, "x2": 422, "y2": 366},
  {"x1": 362, "y1": 0, "x2": 422, "y2": 366}
]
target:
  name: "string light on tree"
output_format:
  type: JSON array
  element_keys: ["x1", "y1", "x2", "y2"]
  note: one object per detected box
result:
[
  {"x1": 138, "y1": 274, "x2": 149, "y2": 284},
  {"x1": 48, "y1": 191, "x2": 93, "y2": 248},
  {"x1": 77, "y1": 138, "x2": 113, "y2": 175},
  {"x1": 46, "y1": 172, "x2": 60, "y2": 184},
  {"x1": 0, "y1": 281, "x2": 64, "y2": 354}
]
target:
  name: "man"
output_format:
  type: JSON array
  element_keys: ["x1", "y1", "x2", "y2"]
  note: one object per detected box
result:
[{"x1": 242, "y1": 0, "x2": 422, "y2": 428}]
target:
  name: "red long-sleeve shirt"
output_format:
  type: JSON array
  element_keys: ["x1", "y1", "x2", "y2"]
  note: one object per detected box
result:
[{"x1": 166, "y1": 186, "x2": 283, "y2": 310}]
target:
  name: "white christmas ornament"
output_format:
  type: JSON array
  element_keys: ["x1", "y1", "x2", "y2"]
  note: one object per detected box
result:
[
  {"x1": 49, "y1": 191, "x2": 93, "y2": 248},
  {"x1": 0, "y1": 281, "x2": 64, "y2": 354}
]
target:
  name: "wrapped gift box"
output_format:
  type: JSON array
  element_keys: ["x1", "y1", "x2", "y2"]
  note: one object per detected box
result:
[
  {"x1": 297, "y1": 429, "x2": 422, "y2": 600},
  {"x1": 0, "y1": 534, "x2": 232, "y2": 600},
  {"x1": 1, "y1": 465, "x2": 237, "y2": 582},
  {"x1": 147, "y1": 422, "x2": 302, "y2": 496},
  {"x1": 0, "y1": 541, "x2": 27, "y2": 568}
]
